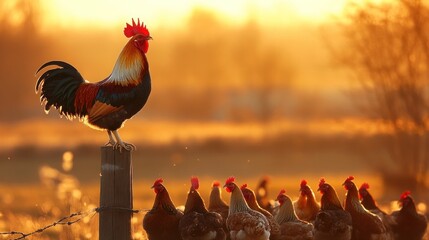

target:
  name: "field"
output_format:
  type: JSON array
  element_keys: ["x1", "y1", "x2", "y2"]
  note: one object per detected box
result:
[{"x1": 0, "y1": 134, "x2": 416, "y2": 239}]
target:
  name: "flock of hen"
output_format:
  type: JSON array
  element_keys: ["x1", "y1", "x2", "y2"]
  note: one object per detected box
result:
[{"x1": 142, "y1": 176, "x2": 427, "y2": 240}]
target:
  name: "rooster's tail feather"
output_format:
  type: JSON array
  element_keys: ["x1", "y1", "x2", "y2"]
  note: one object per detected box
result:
[{"x1": 36, "y1": 61, "x2": 85, "y2": 119}]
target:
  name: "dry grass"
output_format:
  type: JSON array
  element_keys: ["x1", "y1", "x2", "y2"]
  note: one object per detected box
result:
[{"x1": 0, "y1": 140, "x2": 426, "y2": 239}]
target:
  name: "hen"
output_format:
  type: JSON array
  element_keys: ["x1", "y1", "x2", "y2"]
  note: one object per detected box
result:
[
  {"x1": 294, "y1": 179, "x2": 320, "y2": 222},
  {"x1": 179, "y1": 177, "x2": 226, "y2": 240},
  {"x1": 255, "y1": 176, "x2": 275, "y2": 214},
  {"x1": 359, "y1": 183, "x2": 395, "y2": 235},
  {"x1": 143, "y1": 178, "x2": 183, "y2": 240},
  {"x1": 208, "y1": 181, "x2": 230, "y2": 222},
  {"x1": 224, "y1": 177, "x2": 271, "y2": 240},
  {"x1": 391, "y1": 191, "x2": 427, "y2": 240},
  {"x1": 241, "y1": 184, "x2": 281, "y2": 239},
  {"x1": 36, "y1": 19, "x2": 152, "y2": 150},
  {"x1": 208, "y1": 181, "x2": 230, "y2": 240},
  {"x1": 313, "y1": 178, "x2": 352, "y2": 240},
  {"x1": 343, "y1": 176, "x2": 388, "y2": 240},
  {"x1": 275, "y1": 189, "x2": 314, "y2": 240}
]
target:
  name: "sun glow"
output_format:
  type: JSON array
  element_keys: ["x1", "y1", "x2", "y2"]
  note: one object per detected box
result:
[{"x1": 39, "y1": 0, "x2": 348, "y2": 30}]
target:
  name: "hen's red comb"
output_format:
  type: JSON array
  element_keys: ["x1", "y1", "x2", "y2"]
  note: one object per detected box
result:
[
  {"x1": 225, "y1": 176, "x2": 235, "y2": 185},
  {"x1": 345, "y1": 176, "x2": 355, "y2": 182},
  {"x1": 212, "y1": 181, "x2": 220, "y2": 187},
  {"x1": 360, "y1": 183, "x2": 370, "y2": 190},
  {"x1": 124, "y1": 18, "x2": 150, "y2": 38},
  {"x1": 153, "y1": 178, "x2": 163, "y2": 186},
  {"x1": 191, "y1": 176, "x2": 199, "y2": 190},
  {"x1": 400, "y1": 190, "x2": 411, "y2": 200},
  {"x1": 300, "y1": 179, "x2": 308, "y2": 188},
  {"x1": 240, "y1": 184, "x2": 248, "y2": 190},
  {"x1": 319, "y1": 177, "x2": 326, "y2": 187}
]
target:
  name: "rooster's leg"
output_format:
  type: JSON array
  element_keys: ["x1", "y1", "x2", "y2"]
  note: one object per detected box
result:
[
  {"x1": 105, "y1": 130, "x2": 116, "y2": 147},
  {"x1": 112, "y1": 130, "x2": 136, "y2": 151}
]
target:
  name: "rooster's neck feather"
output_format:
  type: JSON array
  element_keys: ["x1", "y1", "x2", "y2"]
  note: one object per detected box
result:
[
  {"x1": 361, "y1": 192, "x2": 378, "y2": 210},
  {"x1": 297, "y1": 194, "x2": 307, "y2": 208},
  {"x1": 401, "y1": 198, "x2": 418, "y2": 215},
  {"x1": 209, "y1": 187, "x2": 228, "y2": 209},
  {"x1": 107, "y1": 39, "x2": 146, "y2": 85},
  {"x1": 152, "y1": 188, "x2": 175, "y2": 211},
  {"x1": 321, "y1": 186, "x2": 343, "y2": 211},
  {"x1": 345, "y1": 183, "x2": 369, "y2": 214},
  {"x1": 184, "y1": 189, "x2": 208, "y2": 214},
  {"x1": 276, "y1": 197, "x2": 299, "y2": 224},
  {"x1": 229, "y1": 183, "x2": 251, "y2": 214}
]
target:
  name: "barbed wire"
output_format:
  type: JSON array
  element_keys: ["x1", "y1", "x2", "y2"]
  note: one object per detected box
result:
[{"x1": 0, "y1": 206, "x2": 149, "y2": 240}]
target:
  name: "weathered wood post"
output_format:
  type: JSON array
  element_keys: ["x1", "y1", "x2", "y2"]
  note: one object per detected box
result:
[{"x1": 99, "y1": 146, "x2": 133, "y2": 240}]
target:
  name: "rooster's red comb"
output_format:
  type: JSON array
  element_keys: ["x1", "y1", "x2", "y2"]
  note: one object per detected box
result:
[
  {"x1": 300, "y1": 179, "x2": 308, "y2": 188},
  {"x1": 360, "y1": 183, "x2": 370, "y2": 190},
  {"x1": 191, "y1": 176, "x2": 199, "y2": 190},
  {"x1": 212, "y1": 181, "x2": 220, "y2": 187},
  {"x1": 124, "y1": 18, "x2": 150, "y2": 38},
  {"x1": 240, "y1": 184, "x2": 248, "y2": 190},
  {"x1": 319, "y1": 177, "x2": 326, "y2": 187},
  {"x1": 400, "y1": 190, "x2": 411, "y2": 200},
  {"x1": 345, "y1": 176, "x2": 355, "y2": 182},
  {"x1": 225, "y1": 176, "x2": 235, "y2": 185},
  {"x1": 153, "y1": 178, "x2": 163, "y2": 186}
]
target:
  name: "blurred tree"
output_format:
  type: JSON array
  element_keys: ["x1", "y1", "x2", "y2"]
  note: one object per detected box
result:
[
  {"x1": 167, "y1": 8, "x2": 293, "y2": 122},
  {"x1": 0, "y1": 0, "x2": 52, "y2": 121},
  {"x1": 334, "y1": 0, "x2": 429, "y2": 199}
]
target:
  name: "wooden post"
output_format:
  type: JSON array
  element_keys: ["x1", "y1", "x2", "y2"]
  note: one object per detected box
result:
[{"x1": 99, "y1": 146, "x2": 133, "y2": 240}]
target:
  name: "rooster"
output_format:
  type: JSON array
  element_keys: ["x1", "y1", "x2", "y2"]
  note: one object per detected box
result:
[
  {"x1": 359, "y1": 183, "x2": 395, "y2": 235},
  {"x1": 224, "y1": 177, "x2": 271, "y2": 240},
  {"x1": 343, "y1": 176, "x2": 388, "y2": 240},
  {"x1": 391, "y1": 191, "x2": 427, "y2": 240},
  {"x1": 143, "y1": 178, "x2": 183, "y2": 240},
  {"x1": 275, "y1": 189, "x2": 314, "y2": 240},
  {"x1": 208, "y1": 181, "x2": 230, "y2": 240},
  {"x1": 313, "y1": 178, "x2": 352, "y2": 240},
  {"x1": 241, "y1": 184, "x2": 281, "y2": 239},
  {"x1": 35, "y1": 19, "x2": 152, "y2": 151},
  {"x1": 294, "y1": 179, "x2": 320, "y2": 222},
  {"x1": 179, "y1": 177, "x2": 226, "y2": 240}
]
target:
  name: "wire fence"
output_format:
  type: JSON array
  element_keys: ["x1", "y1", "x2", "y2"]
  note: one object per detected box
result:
[{"x1": 0, "y1": 206, "x2": 148, "y2": 240}]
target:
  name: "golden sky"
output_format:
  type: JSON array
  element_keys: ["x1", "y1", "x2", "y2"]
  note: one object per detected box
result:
[
  {"x1": 0, "y1": 0, "x2": 398, "y2": 149},
  {"x1": 34, "y1": 0, "x2": 348, "y2": 29}
]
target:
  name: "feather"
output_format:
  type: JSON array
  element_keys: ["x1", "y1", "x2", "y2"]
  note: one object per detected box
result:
[{"x1": 88, "y1": 101, "x2": 124, "y2": 124}]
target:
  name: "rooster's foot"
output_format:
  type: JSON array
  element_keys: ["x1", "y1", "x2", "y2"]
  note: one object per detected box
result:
[
  {"x1": 111, "y1": 130, "x2": 136, "y2": 152},
  {"x1": 105, "y1": 141, "x2": 116, "y2": 147},
  {"x1": 113, "y1": 142, "x2": 136, "y2": 152},
  {"x1": 106, "y1": 131, "x2": 116, "y2": 147}
]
